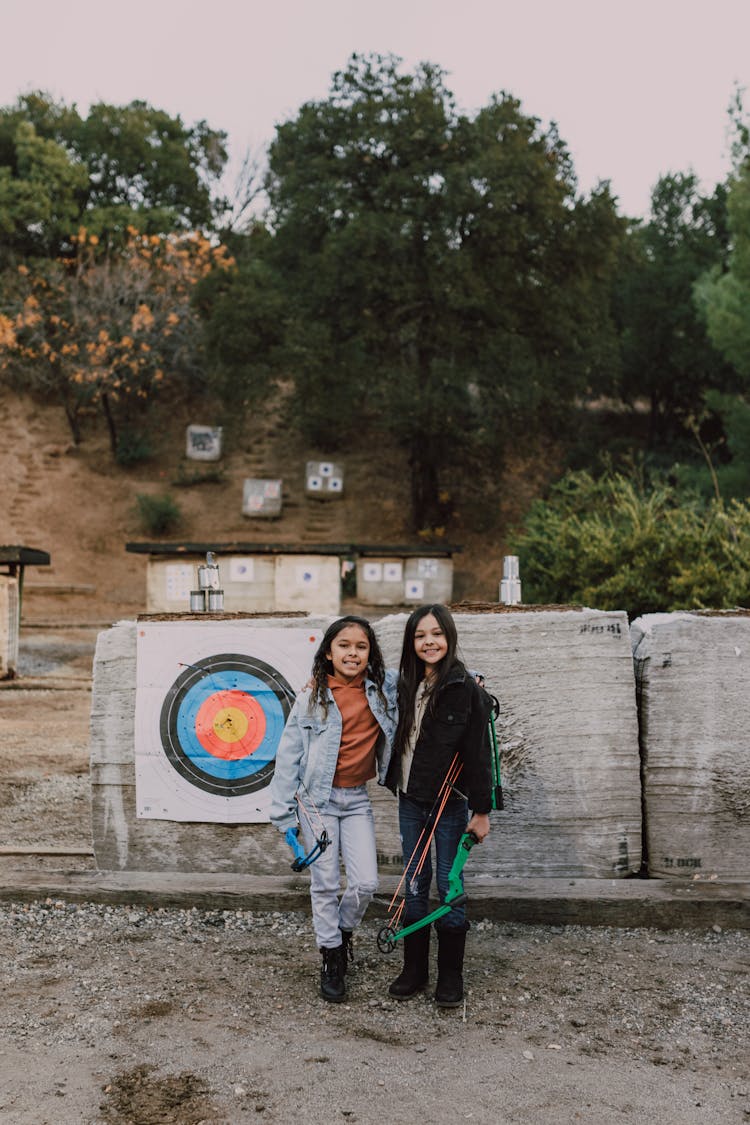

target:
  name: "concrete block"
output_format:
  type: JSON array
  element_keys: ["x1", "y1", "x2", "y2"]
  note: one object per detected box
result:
[
  {"x1": 374, "y1": 608, "x2": 643, "y2": 879},
  {"x1": 632, "y1": 611, "x2": 750, "y2": 880}
]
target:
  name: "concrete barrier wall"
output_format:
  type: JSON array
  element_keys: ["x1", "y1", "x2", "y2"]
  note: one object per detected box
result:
[
  {"x1": 91, "y1": 609, "x2": 750, "y2": 881},
  {"x1": 91, "y1": 608, "x2": 644, "y2": 879},
  {"x1": 631, "y1": 611, "x2": 750, "y2": 880},
  {"x1": 375, "y1": 610, "x2": 643, "y2": 879}
]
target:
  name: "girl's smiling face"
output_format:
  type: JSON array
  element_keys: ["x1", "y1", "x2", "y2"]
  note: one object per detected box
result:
[
  {"x1": 326, "y1": 624, "x2": 370, "y2": 683},
  {"x1": 413, "y1": 613, "x2": 448, "y2": 677}
]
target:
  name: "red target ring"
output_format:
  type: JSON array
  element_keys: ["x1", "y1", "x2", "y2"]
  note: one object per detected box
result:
[{"x1": 194, "y1": 689, "x2": 267, "y2": 761}]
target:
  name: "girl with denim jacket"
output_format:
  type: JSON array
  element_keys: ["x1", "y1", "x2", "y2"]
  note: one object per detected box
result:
[
  {"x1": 269, "y1": 616, "x2": 397, "y2": 1002},
  {"x1": 384, "y1": 604, "x2": 492, "y2": 1008}
]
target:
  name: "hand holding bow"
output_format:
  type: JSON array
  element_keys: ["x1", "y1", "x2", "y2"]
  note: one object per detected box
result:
[{"x1": 284, "y1": 824, "x2": 330, "y2": 872}]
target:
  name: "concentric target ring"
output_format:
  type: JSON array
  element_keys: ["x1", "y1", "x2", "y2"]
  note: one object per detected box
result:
[{"x1": 159, "y1": 653, "x2": 295, "y2": 796}]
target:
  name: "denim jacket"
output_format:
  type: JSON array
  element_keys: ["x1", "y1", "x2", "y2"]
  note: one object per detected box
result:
[{"x1": 269, "y1": 668, "x2": 399, "y2": 833}]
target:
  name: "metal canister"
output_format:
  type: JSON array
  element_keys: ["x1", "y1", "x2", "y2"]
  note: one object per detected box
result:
[
  {"x1": 197, "y1": 551, "x2": 220, "y2": 590},
  {"x1": 189, "y1": 590, "x2": 206, "y2": 612},
  {"x1": 207, "y1": 589, "x2": 224, "y2": 612},
  {"x1": 499, "y1": 555, "x2": 522, "y2": 605}
]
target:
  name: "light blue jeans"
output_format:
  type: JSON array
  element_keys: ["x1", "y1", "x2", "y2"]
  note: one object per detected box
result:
[{"x1": 302, "y1": 784, "x2": 379, "y2": 949}]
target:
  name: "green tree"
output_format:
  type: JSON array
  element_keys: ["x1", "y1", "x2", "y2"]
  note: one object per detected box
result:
[
  {"x1": 695, "y1": 163, "x2": 750, "y2": 379},
  {"x1": 671, "y1": 389, "x2": 750, "y2": 501},
  {"x1": 612, "y1": 173, "x2": 734, "y2": 446},
  {"x1": 73, "y1": 100, "x2": 229, "y2": 234},
  {"x1": 687, "y1": 95, "x2": 750, "y2": 504},
  {"x1": 0, "y1": 92, "x2": 229, "y2": 255},
  {"x1": 0, "y1": 120, "x2": 88, "y2": 260},
  {"x1": 194, "y1": 225, "x2": 287, "y2": 411},
  {"x1": 262, "y1": 53, "x2": 623, "y2": 530}
]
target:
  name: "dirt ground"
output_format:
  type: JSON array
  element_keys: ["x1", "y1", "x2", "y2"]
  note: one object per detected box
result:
[{"x1": 0, "y1": 630, "x2": 748, "y2": 1125}]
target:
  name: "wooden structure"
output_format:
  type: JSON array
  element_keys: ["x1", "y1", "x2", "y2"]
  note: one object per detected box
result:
[
  {"x1": 0, "y1": 546, "x2": 51, "y2": 678},
  {"x1": 0, "y1": 545, "x2": 51, "y2": 603},
  {"x1": 125, "y1": 541, "x2": 461, "y2": 615},
  {"x1": 356, "y1": 545, "x2": 457, "y2": 607}
]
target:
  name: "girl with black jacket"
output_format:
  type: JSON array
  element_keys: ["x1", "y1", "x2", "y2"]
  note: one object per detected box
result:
[{"x1": 385, "y1": 604, "x2": 492, "y2": 1007}]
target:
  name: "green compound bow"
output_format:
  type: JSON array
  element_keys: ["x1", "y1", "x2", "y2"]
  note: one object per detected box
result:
[
  {"x1": 377, "y1": 695, "x2": 504, "y2": 953},
  {"x1": 377, "y1": 829, "x2": 478, "y2": 952},
  {"x1": 488, "y1": 693, "x2": 504, "y2": 811}
]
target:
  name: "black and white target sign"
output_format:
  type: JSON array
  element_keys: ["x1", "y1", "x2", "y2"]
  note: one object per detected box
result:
[{"x1": 135, "y1": 622, "x2": 320, "y2": 822}]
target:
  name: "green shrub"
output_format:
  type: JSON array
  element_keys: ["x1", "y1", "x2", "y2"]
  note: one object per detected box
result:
[
  {"x1": 509, "y1": 469, "x2": 750, "y2": 619},
  {"x1": 134, "y1": 493, "x2": 183, "y2": 536},
  {"x1": 115, "y1": 429, "x2": 154, "y2": 466}
]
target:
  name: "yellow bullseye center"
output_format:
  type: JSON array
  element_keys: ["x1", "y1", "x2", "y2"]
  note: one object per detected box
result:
[{"x1": 212, "y1": 706, "x2": 249, "y2": 744}]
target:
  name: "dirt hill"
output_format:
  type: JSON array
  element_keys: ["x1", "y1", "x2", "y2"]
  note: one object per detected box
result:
[{"x1": 1, "y1": 387, "x2": 555, "y2": 625}]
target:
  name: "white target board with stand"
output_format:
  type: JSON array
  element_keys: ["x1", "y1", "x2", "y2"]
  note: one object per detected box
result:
[{"x1": 135, "y1": 621, "x2": 321, "y2": 823}]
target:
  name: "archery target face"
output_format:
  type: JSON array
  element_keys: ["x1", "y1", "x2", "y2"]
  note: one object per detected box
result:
[{"x1": 135, "y1": 622, "x2": 320, "y2": 822}]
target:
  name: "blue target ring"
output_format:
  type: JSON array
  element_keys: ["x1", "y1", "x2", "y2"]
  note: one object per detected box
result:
[{"x1": 159, "y1": 653, "x2": 295, "y2": 796}]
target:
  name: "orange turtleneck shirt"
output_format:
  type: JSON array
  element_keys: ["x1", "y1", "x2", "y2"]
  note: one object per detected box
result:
[{"x1": 328, "y1": 672, "x2": 381, "y2": 788}]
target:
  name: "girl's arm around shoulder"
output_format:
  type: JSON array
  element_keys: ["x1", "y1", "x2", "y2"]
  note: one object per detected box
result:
[{"x1": 382, "y1": 666, "x2": 399, "y2": 707}]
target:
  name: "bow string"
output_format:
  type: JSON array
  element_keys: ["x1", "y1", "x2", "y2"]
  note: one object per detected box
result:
[{"x1": 284, "y1": 784, "x2": 331, "y2": 872}]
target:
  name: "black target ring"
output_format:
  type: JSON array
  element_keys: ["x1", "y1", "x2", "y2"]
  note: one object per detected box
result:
[{"x1": 159, "y1": 652, "x2": 295, "y2": 797}]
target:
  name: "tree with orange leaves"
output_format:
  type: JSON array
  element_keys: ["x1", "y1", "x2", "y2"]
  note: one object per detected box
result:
[{"x1": 0, "y1": 227, "x2": 234, "y2": 454}]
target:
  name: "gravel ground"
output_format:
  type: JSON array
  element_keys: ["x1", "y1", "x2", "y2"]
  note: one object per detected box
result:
[
  {"x1": 0, "y1": 900, "x2": 748, "y2": 1124},
  {"x1": 1, "y1": 633, "x2": 749, "y2": 1123}
]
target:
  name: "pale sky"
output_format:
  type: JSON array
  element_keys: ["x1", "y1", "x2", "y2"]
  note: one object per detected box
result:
[{"x1": 2, "y1": 0, "x2": 749, "y2": 219}]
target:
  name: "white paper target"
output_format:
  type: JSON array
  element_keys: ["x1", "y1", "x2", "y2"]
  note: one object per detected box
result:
[
  {"x1": 165, "y1": 564, "x2": 193, "y2": 603},
  {"x1": 363, "y1": 562, "x2": 383, "y2": 582},
  {"x1": 296, "y1": 565, "x2": 319, "y2": 588},
  {"x1": 135, "y1": 621, "x2": 321, "y2": 823},
  {"x1": 229, "y1": 558, "x2": 255, "y2": 583},
  {"x1": 417, "y1": 558, "x2": 439, "y2": 578}
]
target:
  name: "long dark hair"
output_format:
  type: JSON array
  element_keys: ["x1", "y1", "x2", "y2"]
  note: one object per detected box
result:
[
  {"x1": 394, "y1": 604, "x2": 465, "y2": 754},
  {"x1": 308, "y1": 615, "x2": 386, "y2": 716}
]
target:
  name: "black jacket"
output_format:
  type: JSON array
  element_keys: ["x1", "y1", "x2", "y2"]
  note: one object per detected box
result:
[{"x1": 386, "y1": 667, "x2": 493, "y2": 815}]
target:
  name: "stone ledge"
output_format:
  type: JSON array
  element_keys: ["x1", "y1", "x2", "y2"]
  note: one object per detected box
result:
[{"x1": 0, "y1": 870, "x2": 746, "y2": 930}]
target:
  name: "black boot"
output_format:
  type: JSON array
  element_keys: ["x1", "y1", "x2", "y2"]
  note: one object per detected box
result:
[
  {"x1": 434, "y1": 924, "x2": 468, "y2": 1008},
  {"x1": 340, "y1": 929, "x2": 354, "y2": 974},
  {"x1": 388, "y1": 927, "x2": 430, "y2": 1000},
  {"x1": 320, "y1": 945, "x2": 346, "y2": 1003}
]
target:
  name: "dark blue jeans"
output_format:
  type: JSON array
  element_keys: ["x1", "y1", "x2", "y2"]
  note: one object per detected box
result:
[{"x1": 398, "y1": 791, "x2": 469, "y2": 929}]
